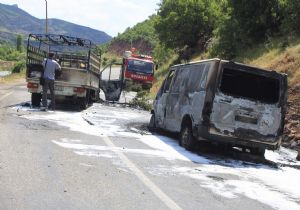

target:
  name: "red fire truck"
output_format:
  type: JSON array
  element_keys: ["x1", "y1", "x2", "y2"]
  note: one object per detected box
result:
[{"x1": 123, "y1": 49, "x2": 155, "y2": 90}]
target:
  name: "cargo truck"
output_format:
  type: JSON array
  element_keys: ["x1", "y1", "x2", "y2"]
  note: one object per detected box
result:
[{"x1": 26, "y1": 34, "x2": 101, "y2": 109}]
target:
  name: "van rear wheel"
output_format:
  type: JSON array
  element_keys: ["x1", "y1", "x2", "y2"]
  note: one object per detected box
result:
[
  {"x1": 250, "y1": 147, "x2": 265, "y2": 157},
  {"x1": 179, "y1": 123, "x2": 196, "y2": 151}
]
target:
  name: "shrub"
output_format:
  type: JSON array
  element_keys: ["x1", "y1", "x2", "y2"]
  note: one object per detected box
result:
[{"x1": 11, "y1": 61, "x2": 25, "y2": 73}]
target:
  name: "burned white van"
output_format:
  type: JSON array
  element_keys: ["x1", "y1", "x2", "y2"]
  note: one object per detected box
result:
[{"x1": 149, "y1": 59, "x2": 287, "y2": 156}]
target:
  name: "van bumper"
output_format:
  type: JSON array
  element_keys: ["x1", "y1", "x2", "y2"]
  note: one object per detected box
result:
[{"x1": 196, "y1": 125, "x2": 282, "y2": 150}]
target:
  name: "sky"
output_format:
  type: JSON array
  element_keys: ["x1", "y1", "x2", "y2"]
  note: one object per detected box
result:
[{"x1": 0, "y1": 0, "x2": 160, "y2": 37}]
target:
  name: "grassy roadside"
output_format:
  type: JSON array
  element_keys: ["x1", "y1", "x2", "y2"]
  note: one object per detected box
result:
[
  {"x1": 0, "y1": 71, "x2": 25, "y2": 84},
  {"x1": 149, "y1": 53, "x2": 178, "y2": 98},
  {"x1": 0, "y1": 60, "x2": 15, "y2": 71},
  {"x1": 0, "y1": 58, "x2": 26, "y2": 84}
]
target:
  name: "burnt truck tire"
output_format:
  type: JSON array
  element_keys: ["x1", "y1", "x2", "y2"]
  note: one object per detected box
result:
[
  {"x1": 179, "y1": 123, "x2": 196, "y2": 151},
  {"x1": 148, "y1": 114, "x2": 156, "y2": 132},
  {"x1": 31, "y1": 93, "x2": 41, "y2": 107}
]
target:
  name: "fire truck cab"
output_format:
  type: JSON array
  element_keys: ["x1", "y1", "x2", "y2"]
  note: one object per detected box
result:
[
  {"x1": 123, "y1": 50, "x2": 155, "y2": 90},
  {"x1": 99, "y1": 49, "x2": 155, "y2": 102}
]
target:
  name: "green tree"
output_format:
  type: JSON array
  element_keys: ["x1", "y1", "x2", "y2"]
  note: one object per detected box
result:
[
  {"x1": 115, "y1": 16, "x2": 158, "y2": 47},
  {"x1": 16, "y1": 34, "x2": 23, "y2": 52},
  {"x1": 280, "y1": 0, "x2": 300, "y2": 35},
  {"x1": 230, "y1": 0, "x2": 281, "y2": 44},
  {"x1": 210, "y1": 0, "x2": 283, "y2": 59},
  {"x1": 154, "y1": 0, "x2": 218, "y2": 51}
]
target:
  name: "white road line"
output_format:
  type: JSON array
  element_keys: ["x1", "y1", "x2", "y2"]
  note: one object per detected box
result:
[
  {"x1": 0, "y1": 91, "x2": 13, "y2": 101},
  {"x1": 102, "y1": 135, "x2": 182, "y2": 210}
]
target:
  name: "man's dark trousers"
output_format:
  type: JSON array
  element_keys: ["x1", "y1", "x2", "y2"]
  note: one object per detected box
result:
[{"x1": 42, "y1": 78, "x2": 55, "y2": 109}]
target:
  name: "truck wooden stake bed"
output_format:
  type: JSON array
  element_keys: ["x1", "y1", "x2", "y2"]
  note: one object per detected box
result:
[{"x1": 26, "y1": 34, "x2": 101, "y2": 109}]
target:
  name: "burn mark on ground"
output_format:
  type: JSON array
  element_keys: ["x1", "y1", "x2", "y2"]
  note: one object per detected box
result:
[{"x1": 207, "y1": 175, "x2": 225, "y2": 182}]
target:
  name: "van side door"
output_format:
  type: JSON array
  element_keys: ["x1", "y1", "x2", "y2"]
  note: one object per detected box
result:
[
  {"x1": 165, "y1": 63, "x2": 210, "y2": 132},
  {"x1": 155, "y1": 69, "x2": 175, "y2": 129},
  {"x1": 188, "y1": 63, "x2": 211, "y2": 126},
  {"x1": 164, "y1": 67, "x2": 184, "y2": 132}
]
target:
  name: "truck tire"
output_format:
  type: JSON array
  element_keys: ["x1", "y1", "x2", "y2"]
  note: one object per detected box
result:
[
  {"x1": 95, "y1": 90, "x2": 100, "y2": 102},
  {"x1": 78, "y1": 97, "x2": 88, "y2": 110},
  {"x1": 179, "y1": 123, "x2": 196, "y2": 151},
  {"x1": 78, "y1": 90, "x2": 92, "y2": 110},
  {"x1": 88, "y1": 90, "x2": 93, "y2": 105},
  {"x1": 148, "y1": 114, "x2": 156, "y2": 132},
  {"x1": 31, "y1": 93, "x2": 41, "y2": 107}
]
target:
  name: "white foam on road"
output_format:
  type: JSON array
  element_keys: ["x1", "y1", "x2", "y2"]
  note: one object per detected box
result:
[
  {"x1": 19, "y1": 104, "x2": 300, "y2": 210},
  {"x1": 53, "y1": 139, "x2": 184, "y2": 161},
  {"x1": 265, "y1": 147, "x2": 299, "y2": 165},
  {"x1": 169, "y1": 165, "x2": 300, "y2": 210}
]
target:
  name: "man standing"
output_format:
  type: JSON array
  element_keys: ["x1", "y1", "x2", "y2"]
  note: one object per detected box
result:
[{"x1": 41, "y1": 52, "x2": 61, "y2": 111}]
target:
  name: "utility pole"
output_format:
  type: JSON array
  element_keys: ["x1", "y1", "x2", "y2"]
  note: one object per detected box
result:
[{"x1": 45, "y1": 0, "x2": 48, "y2": 34}]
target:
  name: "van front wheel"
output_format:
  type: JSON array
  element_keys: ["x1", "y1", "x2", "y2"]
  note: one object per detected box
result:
[
  {"x1": 179, "y1": 123, "x2": 196, "y2": 151},
  {"x1": 149, "y1": 114, "x2": 156, "y2": 132}
]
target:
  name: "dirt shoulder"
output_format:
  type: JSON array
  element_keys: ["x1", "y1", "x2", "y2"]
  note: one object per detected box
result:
[
  {"x1": 284, "y1": 85, "x2": 300, "y2": 156},
  {"x1": 0, "y1": 72, "x2": 25, "y2": 84}
]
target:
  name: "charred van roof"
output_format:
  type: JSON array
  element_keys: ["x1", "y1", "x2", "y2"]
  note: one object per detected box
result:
[
  {"x1": 221, "y1": 60, "x2": 287, "y2": 78},
  {"x1": 171, "y1": 58, "x2": 221, "y2": 68},
  {"x1": 171, "y1": 58, "x2": 287, "y2": 77}
]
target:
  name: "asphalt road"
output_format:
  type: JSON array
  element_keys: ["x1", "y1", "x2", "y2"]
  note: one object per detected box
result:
[{"x1": 0, "y1": 81, "x2": 300, "y2": 210}]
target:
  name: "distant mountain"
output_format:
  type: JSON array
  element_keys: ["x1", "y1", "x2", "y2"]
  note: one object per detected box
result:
[{"x1": 0, "y1": 3, "x2": 111, "y2": 44}]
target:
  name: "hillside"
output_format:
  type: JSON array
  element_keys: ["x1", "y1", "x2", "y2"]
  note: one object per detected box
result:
[
  {"x1": 0, "y1": 3, "x2": 111, "y2": 44},
  {"x1": 238, "y1": 38, "x2": 300, "y2": 149},
  {"x1": 107, "y1": 15, "x2": 158, "y2": 56}
]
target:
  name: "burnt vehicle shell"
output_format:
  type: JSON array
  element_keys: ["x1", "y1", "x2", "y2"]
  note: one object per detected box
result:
[{"x1": 151, "y1": 59, "x2": 288, "y2": 154}]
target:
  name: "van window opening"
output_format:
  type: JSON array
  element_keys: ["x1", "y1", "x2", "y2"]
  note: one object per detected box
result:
[
  {"x1": 127, "y1": 59, "x2": 154, "y2": 74},
  {"x1": 220, "y1": 68, "x2": 280, "y2": 103}
]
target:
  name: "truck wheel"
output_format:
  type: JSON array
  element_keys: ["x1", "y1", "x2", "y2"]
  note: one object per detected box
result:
[
  {"x1": 79, "y1": 97, "x2": 88, "y2": 110},
  {"x1": 31, "y1": 93, "x2": 41, "y2": 107},
  {"x1": 148, "y1": 114, "x2": 156, "y2": 132},
  {"x1": 250, "y1": 147, "x2": 265, "y2": 157},
  {"x1": 88, "y1": 90, "x2": 93, "y2": 105},
  {"x1": 179, "y1": 123, "x2": 196, "y2": 151},
  {"x1": 95, "y1": 90, "x2": 100, "y2": 102}
]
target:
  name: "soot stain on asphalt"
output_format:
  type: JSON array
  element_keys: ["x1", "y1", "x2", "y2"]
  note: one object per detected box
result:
[{"x1": 207, "y1": 175, "x2": 225, "y2": 182}]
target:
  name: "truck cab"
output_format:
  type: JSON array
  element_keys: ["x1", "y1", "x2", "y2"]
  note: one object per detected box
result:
[{"x1": 123, "y1": 50, "x2": 155, "y2": 90}]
